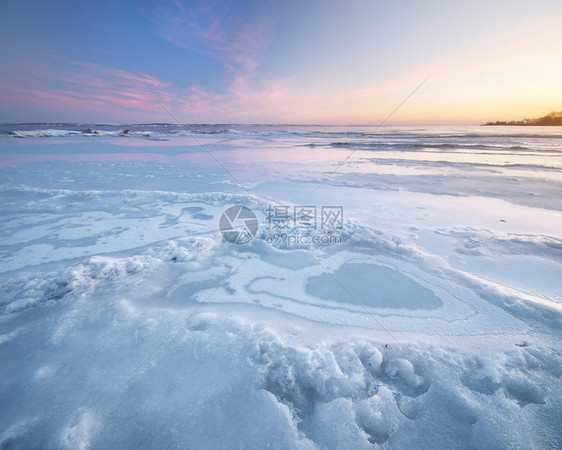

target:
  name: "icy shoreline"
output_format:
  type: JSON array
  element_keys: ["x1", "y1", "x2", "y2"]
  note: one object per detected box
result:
[{"x1": 1, "y1": 126, "x2": 561, "y2": 448}]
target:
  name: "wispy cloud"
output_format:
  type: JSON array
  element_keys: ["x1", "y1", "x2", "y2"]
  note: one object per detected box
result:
[
  {"x1": 148, "y1": 0, "x2": 281, "y2": 119},
  {"x1": 153, "y1": 0, "x2": 274, "y2": 75},
  {"x1": 0, "y1": 53, "x2": 175, "y2": 120}
]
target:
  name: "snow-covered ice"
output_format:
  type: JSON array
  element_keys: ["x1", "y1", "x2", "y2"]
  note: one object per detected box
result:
[{"x1": 0, "y1": 124, "x2": 561, "y2": 448}]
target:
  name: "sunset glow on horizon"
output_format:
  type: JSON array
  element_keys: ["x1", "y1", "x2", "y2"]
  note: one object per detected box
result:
[{"x1": 1, "y1": 0, "x2": 561, "y2": 125}]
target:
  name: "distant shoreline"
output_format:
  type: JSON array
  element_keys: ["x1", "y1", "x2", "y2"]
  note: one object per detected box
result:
[{"x1": 482, "y1": 111, "x2": 562, "y2": 126}]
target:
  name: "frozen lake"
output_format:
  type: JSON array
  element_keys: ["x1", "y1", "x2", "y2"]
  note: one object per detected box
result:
[{"x1": 0, "y1": 124, "x2": 561, "y2": 448}]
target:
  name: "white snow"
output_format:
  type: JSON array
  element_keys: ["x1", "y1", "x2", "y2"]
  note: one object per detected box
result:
[{"x1": 0, "y1": 125, "x2": 561, "y2": 448}]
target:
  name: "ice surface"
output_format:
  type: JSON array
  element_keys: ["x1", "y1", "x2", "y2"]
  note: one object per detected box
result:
[
  {"x1": 306, "y1": 262, "x2": 443, "y2": 309},
  {"x1": 0, "y1": 125, "x2": 561, "y2": 448}
]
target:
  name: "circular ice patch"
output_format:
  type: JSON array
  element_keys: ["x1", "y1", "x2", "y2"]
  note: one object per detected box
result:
[{"x1": 306, "y1": 262, "x2": 443, "y2": 310}]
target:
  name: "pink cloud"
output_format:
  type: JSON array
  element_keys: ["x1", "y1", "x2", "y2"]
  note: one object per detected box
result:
[
  {"x1": 154, "y1": 1, "x2": 274, "y2": 77},
  {"x1": 0, "y1": 55, "x2": 178, "y2": 120},
  {"x1": 0, "y1": 48, "x2": 246, "y2": 121}
]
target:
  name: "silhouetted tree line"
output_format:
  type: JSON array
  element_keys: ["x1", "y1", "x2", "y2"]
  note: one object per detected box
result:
[{"x1": 484, "y1": 111, "x2": 562, "y2": 126}]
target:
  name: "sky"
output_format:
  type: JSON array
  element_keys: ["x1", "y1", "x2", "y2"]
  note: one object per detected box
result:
[{"x1": 0, "y1": 0, "x2": 561, "y2": 125}]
